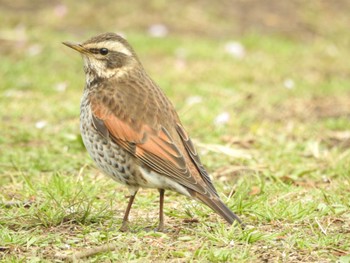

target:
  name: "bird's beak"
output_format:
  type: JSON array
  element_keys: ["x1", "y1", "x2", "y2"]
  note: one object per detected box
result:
[{"x1": 62, "y1": 41, "x2": 88, "y2": 54}]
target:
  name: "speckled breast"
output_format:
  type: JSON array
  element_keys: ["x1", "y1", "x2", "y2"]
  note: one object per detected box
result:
[{"x1": 79, "y1": 92, "x2": 138, "y2": 186}]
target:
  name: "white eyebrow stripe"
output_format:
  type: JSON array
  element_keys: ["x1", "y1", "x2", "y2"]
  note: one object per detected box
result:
[{"x1": 85, "y1": 41, "x2": 132, "y2": 56}]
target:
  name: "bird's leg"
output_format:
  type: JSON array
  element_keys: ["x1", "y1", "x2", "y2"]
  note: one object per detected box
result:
[
  {"x1": 157, "y1": 189, "x2": 165, "y2": 232},
  {"x1": 119, "y1": 192, "x2": 137, "y2": 232}
]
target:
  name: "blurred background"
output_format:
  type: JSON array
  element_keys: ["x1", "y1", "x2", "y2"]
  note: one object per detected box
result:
[{"x1": 2, "y1": 0, "x2": 350, "y2": 37}]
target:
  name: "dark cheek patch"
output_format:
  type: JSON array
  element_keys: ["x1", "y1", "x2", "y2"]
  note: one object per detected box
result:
[{"x1": 106, "y1": 52, "x2": 128, "y2": 69}]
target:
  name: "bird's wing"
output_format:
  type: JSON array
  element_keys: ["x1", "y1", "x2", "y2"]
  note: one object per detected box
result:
[
  {"x1": 89, "y1": 87, "x2": 215, "y2": 196},
  {"x1": 175, "y1": 123, "x2": 218, "y2": 195}
]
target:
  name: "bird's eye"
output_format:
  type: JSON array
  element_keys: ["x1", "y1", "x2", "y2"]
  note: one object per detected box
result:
[{"x1": 99, "y1": 48, "x2": 109, "y2": 55}]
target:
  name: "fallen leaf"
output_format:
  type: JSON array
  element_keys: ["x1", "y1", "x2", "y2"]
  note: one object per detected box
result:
[{"x1": 249, "y1": 186, "x2": 261, "y2": 196}]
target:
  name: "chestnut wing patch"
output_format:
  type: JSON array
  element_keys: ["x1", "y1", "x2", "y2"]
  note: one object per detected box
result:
[{"x1": 90, "y1": 99, "x2": 208, "y2": 195}]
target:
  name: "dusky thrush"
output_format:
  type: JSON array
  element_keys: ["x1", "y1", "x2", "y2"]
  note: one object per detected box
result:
[{"x1": 63, "y1": 33, "x2": 243, "y2": 231}]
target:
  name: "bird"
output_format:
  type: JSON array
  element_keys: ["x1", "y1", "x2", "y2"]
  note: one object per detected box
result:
[{"x1": 63, "y1": 32, "x2": 243, "y2": 231}]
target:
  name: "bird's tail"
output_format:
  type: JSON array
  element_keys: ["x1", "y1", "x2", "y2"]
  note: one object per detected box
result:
[{"x1": 191, "y1": 191, "x2": 244, "y2": 227}]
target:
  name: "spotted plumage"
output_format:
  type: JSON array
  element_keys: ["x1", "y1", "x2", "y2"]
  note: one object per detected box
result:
[{"x1": 63, "y1": 33, "x2": 243, "y2": 231}]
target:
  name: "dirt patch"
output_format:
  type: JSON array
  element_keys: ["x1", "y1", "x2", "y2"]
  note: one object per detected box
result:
[{"x1": 273, "y1": 95, "x2": 350, "y2": 121}]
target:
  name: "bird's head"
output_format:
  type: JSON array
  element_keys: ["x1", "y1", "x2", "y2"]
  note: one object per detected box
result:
[{"x1": 63, "y1": 33, "x2": 140, "y2": 80}]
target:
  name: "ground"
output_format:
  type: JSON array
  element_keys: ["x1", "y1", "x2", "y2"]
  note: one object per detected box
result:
[{"x1": 0, "y1": 1, "x2": 349, "y2": 262}]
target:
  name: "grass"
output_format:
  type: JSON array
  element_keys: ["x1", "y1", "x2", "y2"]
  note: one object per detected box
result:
[{"x1": 1, "y1": 1, "x2": 350, "y2": 262}]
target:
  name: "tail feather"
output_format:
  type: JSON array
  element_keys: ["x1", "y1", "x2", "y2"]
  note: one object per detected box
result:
[{"x1": 193, "y1": 192, "x2": 244, "y2": 227}]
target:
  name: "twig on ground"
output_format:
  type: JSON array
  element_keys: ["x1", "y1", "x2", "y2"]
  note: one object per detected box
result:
[
  {"x1": 212, "y1": 165, "x2": 265, "y2": 179},
  {"x1": 55, "y1": 243, "x2": 118, "y2": 262},
  {"x1": 315, "y1": 217, "x2": 327, "y2": 235},
  {"x1": 0, "y1": 201, "x2": 34, "y2": 208},
  {"x1": 193, "y1": 140, "x2": 252, "y2": 159}
]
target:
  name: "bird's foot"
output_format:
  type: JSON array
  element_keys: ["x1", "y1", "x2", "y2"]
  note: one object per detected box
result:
[
  {"x1": 119, "y1": 221, "x2": 129, "y2": 232},
  {"x1": 156, "y1": 222, "x2": 164, "y2": 232}
]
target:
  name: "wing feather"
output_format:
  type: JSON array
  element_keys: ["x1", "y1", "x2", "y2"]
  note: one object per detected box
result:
[
  {"x1": 176, "y1": 123, "x2": 219, "y2": 196},
  {"x1": 89, "y1": 95, "x2": 208, "y2": 195}
]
